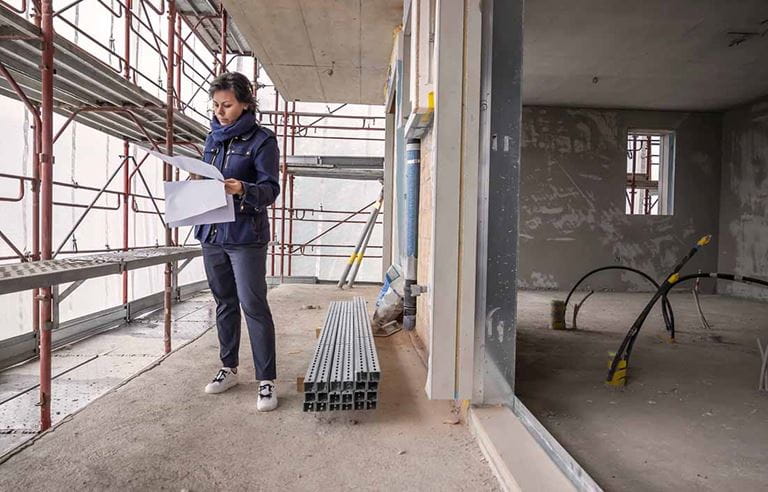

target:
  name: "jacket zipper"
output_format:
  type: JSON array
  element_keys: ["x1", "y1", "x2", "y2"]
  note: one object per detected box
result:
[
  {"x1": 222, "y1": 140, "x2": 232, "y2": 170},
  {"x1": 209, "y1": 142, "x2": 230, "y2": 243}
]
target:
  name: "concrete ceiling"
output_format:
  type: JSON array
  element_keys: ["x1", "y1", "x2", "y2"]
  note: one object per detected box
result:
[
  {"x1": 222, "y1": 0, "x2": 402, "y2": 105},
  {"x1": 523, "y1": 0, "x2": 768, "y2": 111}
]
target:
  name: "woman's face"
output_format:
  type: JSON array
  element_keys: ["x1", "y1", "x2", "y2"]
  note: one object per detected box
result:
[{"x1": 212, "y1": 89, "x2": 249, "y2": 125}]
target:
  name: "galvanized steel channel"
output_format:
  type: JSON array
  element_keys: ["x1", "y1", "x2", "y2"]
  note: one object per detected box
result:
[{"x1": 303, "y1": 297, "x2": 380, "y2": 412}]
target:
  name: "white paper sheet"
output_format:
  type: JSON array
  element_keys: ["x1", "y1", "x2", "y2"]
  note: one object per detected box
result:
[
  {"x1": 153, "y1": 149, "x2": 235, "y2": 228},
  {"x1": 148, "y1": 149, "x2": 224, "y2": 181},
  {"x1": 164, "y1": 180, "x2": 227, "y2": 223},
  {"x1": 167, "y1": 193, "x2": 234, "y2": 228}
]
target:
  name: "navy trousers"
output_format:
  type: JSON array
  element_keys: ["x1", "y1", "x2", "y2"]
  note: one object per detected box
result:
[{"x1": 202, "y1": 243, "x2": 276, "y2": 380}]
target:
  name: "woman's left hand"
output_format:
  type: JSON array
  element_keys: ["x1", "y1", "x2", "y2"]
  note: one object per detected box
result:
[{"x1": 223, "y1": 178, "x2": 244, "y2": 195}]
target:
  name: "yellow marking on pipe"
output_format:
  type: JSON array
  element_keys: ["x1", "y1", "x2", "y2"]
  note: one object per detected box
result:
[
  {"x1": 668, "y1": 273, "x2": 680, "y2": 284},
  {"x1": 606, "y1": 358, "x2": 628, "y2": 387},
  {"x1": 697, "y1": 235, "x2": 712, "y2": 246}
]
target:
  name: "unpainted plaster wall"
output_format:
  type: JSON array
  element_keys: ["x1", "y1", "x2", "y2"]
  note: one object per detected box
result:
[
  {"x1": 518, "y1": 106, "x2": 722, "y2": 293},
  {"x1": 717, "y1": 97, "x2": 768, "y2": 300}
]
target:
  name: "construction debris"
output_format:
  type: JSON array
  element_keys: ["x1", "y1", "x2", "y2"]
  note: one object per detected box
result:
[{"x1": 372, "y1": 264, "x2": 404, "y2": 334}]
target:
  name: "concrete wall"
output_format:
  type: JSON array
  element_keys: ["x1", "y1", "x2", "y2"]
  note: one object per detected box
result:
[
  {"x1": 518, "y1": 106, "x2": 722, "y2": 293},
  {"x1": 717, "y1": 97, "x2": 768, "y2": 300}
]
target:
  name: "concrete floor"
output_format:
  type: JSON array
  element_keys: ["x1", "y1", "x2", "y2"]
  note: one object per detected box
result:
[
  {"x1": 516, "y1": 290, "x2": 768, "y2": 492},
  {"x1": 0, "y1": 294, "x2": 215, "y2": 456},
  {"x1": 0, "y1": 284, "x2": 498, "y2": 490}
]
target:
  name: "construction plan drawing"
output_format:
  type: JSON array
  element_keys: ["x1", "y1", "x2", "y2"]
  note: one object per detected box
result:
[
  {"x1": 150, "y1": 150, "x2": 235, "y2": 227},
  {"x1": 163, "y1": 180, "x2": 234, "y2": 227},
  {"x1": 148, "y1": 149, "x2": 225, "y2": 181}
]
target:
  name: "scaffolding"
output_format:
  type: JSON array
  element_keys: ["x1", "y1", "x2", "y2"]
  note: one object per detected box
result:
[
  {"x1": 626, "y1": 131, "x2": 668, "y2": 216},
  {"x1": 0, "y1": 0, "x2": 385, "y2": 432}
]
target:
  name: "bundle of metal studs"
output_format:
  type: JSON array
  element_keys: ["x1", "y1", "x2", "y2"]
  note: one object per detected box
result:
[{"x1": 303, "y1": 297, "x2": 380, "y2": 412}]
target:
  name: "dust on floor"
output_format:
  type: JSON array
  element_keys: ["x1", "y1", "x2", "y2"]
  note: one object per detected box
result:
[{"x1": 0, "y1": 284, "x2": 498, "y2": 491}]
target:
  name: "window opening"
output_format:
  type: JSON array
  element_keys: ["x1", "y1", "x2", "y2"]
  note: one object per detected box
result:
[{"x1": 626, "y1": 130, "x2": 674, "y2": 215}]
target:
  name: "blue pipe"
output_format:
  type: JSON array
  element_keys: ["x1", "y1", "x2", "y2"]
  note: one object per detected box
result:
[{"x1": 404, "y1": 138, "x2": 420, "y2": 330}]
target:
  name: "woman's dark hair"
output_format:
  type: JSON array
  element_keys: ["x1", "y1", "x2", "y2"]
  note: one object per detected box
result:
[{"x1": 208, "y1": 71, "x2": 257, "y2": 113}]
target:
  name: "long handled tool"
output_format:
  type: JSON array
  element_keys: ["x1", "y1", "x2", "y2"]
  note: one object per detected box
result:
[
  {"x1": 337, "y1": 188, "x2": 383, "y2": 288},
  {"x1": 346, "y1": 201, "x2": 380, "y2": 288}
]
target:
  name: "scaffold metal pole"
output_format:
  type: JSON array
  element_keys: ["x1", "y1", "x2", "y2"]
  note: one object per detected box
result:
[
  {"x1": 122, "y1": 0, "x2": 132, "y2": 305},
  {"x1": 39, "y1": 0, "x2": 55, "y2": 431},
  {"x1": 163, "y1": 0, "x2": 176, "y2": 354}
]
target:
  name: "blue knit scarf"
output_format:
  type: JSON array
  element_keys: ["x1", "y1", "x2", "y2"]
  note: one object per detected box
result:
[{"x1": 210, "y1": 111, "x2": 257, "y2": 144}]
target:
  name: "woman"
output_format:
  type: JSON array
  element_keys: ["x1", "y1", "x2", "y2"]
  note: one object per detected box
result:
[{"x1": 195, "y1": 71, "x2": 280, "y2": 412}]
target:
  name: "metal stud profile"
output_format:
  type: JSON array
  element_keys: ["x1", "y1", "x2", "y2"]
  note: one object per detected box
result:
[{"x1": 303, "y1": 297, "x2": 380, "y2": 412}]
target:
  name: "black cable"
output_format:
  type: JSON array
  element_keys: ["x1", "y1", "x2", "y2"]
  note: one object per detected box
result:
[
  {"x1": 607, "y1": 235, "x2": 712, "y2": 383},
  {"x1": 563, "y1": 265, "x2": 675, "y2": 337},
  {"x1": 672, "y1": 273, "x2": 768, "y2": 290},
  {"x1": 606, "y1": 271, "x2": 768, "y2": 384}
]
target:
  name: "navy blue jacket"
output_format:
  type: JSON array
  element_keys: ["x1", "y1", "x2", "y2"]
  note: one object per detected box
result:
[{"x1": 194, "y1": 119, "x2": 280, "y2": 245}]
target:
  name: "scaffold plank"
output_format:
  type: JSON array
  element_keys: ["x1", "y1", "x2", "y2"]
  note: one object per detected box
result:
[
  {"x1": 285, "y1": 155, "x2": 384, "y2": 180},
  {"x1": 176, "y1": 0, "x2": 252, "y2": 56},
  {"x1": 0, "y1": 247, "x2": 202, "y2": 295},
  {"x1": 0, "y1": 3, "x2": 207, "y2": 157}
]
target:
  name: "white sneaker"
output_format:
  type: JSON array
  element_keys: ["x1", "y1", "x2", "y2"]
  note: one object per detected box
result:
[
  {"x1": 257, "y1": 380, "x2": 278, "y2": 412},
  {"x1": 204, "y1": 367, "x2": 238, "y2": 394}
]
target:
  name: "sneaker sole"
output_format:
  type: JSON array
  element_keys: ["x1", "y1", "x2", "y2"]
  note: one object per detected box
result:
[
  {"x1": 257, "y1": 399, "x2": 278, "y2": 412},
  {"x1": 204, "y1": 381, "x2": 238, "y2": 394}
]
